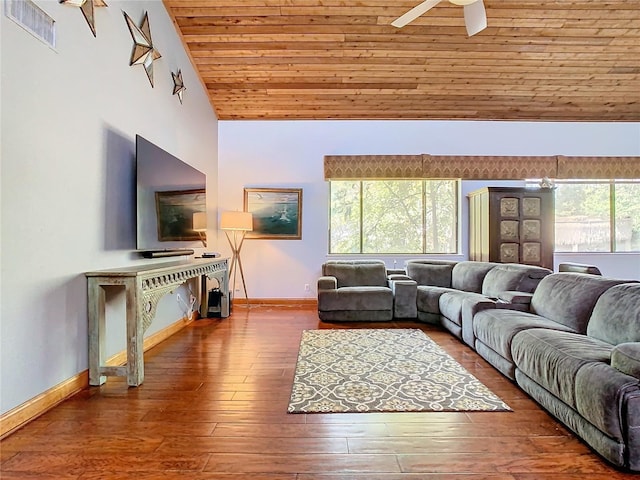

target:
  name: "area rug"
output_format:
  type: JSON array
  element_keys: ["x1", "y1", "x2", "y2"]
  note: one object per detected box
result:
[{"x1": 288, "y1": 328, "x2": 511, "y2": 413}]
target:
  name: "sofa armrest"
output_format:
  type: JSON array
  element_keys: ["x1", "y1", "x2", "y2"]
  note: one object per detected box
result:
[
  {"x1": 390, "y1": 279, "x2": 417, "y2": 319},
  {"x1": 387, "y1": 268, "x2": 407, "y2": 276},
  {"x1": 318, "y1": 276, "x2": 337, "y2": 291},
  {"x1": 612, "y1": 343, "x2": 640, "y2": 378},
  {"x1": 496, "y1": 291, "x2": 533, "y2": 305},
  {"x1": 460, "y1": 297, "x2": 497, "y2": 348},
  {"x1": 388, "y1": 273, "x2": 411, "y2": 282}
]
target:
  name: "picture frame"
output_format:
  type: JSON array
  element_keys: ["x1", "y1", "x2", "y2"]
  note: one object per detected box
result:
[
  {"x1": 155, "y1": 189, "x2": 206, "y2": 241},
  {"x1": 244, "y1": 188, "x2": 302, "y2": 239}
]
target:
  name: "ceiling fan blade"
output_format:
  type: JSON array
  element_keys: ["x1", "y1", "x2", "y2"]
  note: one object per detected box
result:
[
  {"x1": 391, "y1": 0, "x2": 443, "y2": 28},
  {"x1": 463, "y1": 0, "x2": 487, "y2": 36}
]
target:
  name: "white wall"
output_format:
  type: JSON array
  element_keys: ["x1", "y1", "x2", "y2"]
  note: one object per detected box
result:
[
  {"x1": 1, "y1": 1, "x2": 218, "y2": 415},
  {"x1": 218, "y1": 120, "x2": 640, "y2": 300}
]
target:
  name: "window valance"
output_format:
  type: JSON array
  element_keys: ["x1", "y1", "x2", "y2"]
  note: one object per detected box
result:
[
  {"x1": 324, "y1": 155, "x2": 423, "y2": 180},
  {"x1": 556, "y1": 156, "x2": 640, "y2": 179},
  {"x1": 424, "y1": 155, "x2": 557, "y2": 180},
  {"x1": 324, "y1": 154, "x2": 640, "y2": 180}
]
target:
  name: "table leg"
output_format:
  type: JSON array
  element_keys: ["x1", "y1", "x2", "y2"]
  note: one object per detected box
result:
[
  {"x1": 88, "y1": 278, "x2": 107, "y2": 386},
  {"x1": 126, "y1": 281, "x2": 144, "y2": 387},
  {"x1": 221, "y1": 268, "x2": 230, "y2": 317}
]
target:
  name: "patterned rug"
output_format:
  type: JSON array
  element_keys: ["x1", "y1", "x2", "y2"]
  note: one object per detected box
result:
[{"x1": 288, "y1": 328, "x2": 511, "y2": 413}]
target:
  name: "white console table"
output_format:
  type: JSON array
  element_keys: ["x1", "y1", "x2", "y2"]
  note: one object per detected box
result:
[{"x1": 86, "y1": 258, "x2": 229, "y2": 387}]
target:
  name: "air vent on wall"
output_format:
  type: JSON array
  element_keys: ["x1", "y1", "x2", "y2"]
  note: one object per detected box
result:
[{"x1": 4, "y1": 0, "x2": 56, "y2": 48}]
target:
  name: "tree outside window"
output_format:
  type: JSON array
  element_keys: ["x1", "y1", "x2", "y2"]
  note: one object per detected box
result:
[{"x1": 329, "y1": 180, "x2": 458, "y2": 254}]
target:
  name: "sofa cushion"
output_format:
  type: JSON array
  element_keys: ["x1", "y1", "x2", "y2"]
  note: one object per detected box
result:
[
  {"x1": 512, "y1": 329, "x2": 613, "y2": 409},
  {"x1": 416, "y1": 286, "x2": 456, "y2": 315},
  {"x1": 481, "y1": 264, "x2": 551, "y2": 298},
  {"x1": 611, "y1": 343, "x2": 640, "y2": 378},
  {"x1": 406, "y1": 261, "x2": 456, "y2": 287},
  {"x1": 529, "y1": 273, "x2": 628, "y2": 333},
  {"x1": 451, "y1": 261, "x2": 497, "y2": 293},
  {"x1": 473, "y1": 309, "x2": 575, "y2": 361},
  {"x1": 587, "y1": 283, "x2": 640, "y2": 345},
  {"x1": 318, "y1": 286, "x2": 393, "y2": 311},
  {"x1": 323, "y1": 262, "x2": 388, "y2": 288}
]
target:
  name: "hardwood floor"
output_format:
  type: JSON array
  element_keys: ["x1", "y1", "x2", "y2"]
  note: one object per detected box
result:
[{"x1": 1, "y1": 305, "x2": 636, "y2": 479}]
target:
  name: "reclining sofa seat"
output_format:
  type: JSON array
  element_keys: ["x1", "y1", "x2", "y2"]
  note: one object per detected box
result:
[
  {"x1": 472, "y1": 273, "x2": 630, "y2": 381},
  {"x1": 510, "y1": 282, "x2": 640, "y2": 471},
  {"x1": 439, "y1": 263, "x2": 553, "y2": 348},
  {"x1": 434, "y1": 261, "x2": 499, "y2": 338},
  {"x1": 468, "y1": 275, "x2": 640, "y2": 470},
  {"x1": 317, "y1": 260, "x2": 393, "y2": 321},
  {"x1": 405, "y1": 259, "x2": 460, "y2": 324},
  {"x1": 407, "y1": 260, "x2": 551, "y2": 340}
]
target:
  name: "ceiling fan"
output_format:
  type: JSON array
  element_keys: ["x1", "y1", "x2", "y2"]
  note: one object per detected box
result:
[{"x1": 391, "y1": 0, "x2": 487, "y2": 37}]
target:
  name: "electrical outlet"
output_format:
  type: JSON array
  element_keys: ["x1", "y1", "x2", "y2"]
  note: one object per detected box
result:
[{"x1": 304, "y1": 283, "x2": 310, "y2": 292}]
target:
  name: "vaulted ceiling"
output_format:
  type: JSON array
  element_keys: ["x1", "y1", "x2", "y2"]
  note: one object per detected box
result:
[{"x1": 164, "y1": 0, "x2": 640, "y2": 121}]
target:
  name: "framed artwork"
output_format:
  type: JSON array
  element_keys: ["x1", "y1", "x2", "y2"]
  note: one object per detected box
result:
[
  {"x1": 155, "y1": 189, "x2": 205, "y2": 241},
  {"x1": 244, "y1": 188, "x2": 302, "y2": 239}
]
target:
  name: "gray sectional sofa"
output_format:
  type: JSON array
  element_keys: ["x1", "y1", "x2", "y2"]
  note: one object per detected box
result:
[{"x1": 316, "y1": 259, "x2": 640, "y2": 471}]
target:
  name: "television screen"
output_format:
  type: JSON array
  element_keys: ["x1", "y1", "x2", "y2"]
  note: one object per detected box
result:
[{"x1": 136, "y1": 135, "x2": 206, "y2": 253}]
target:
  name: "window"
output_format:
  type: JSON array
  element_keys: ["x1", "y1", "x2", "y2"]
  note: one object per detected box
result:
[
  {"x1": 554, "y1": 181, "x2": 640, "y2": 252},
  {"x1": 329, "y1": 180, "x2": 458, "y2": 254}
]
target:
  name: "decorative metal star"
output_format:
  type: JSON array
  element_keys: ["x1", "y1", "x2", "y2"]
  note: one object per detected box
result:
[
  {"x1": 59, "y1": 0, "x2": 107, "y2": 37},
  {"x1": 172, "y1": 69, "x2": 186, "y2": 104},
  {"x1": 123, "y1": 11, "x2": 162, "y2": 87}
]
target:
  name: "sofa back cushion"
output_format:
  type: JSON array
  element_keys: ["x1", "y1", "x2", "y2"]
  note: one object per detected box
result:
[
  {"x1": 587, "y1": 283, "x2": 640, "y2": 345},
  {"x1": 451, "y1": 261, "x2": 497, "y2": 293},
  {"x1": 482, "y1": 264, "x2": 552, "y2": 298},
  {"x1": 323, "y1": 261, "x2": 388, "y2": 288},
  {"x1": 558, "y1": 262, "x2": 602, "y2": 275},
  {"x1": 530, "y1": 273, "x2": 629, "y2": 333},
  {"x1": 406, "y1": 260, "x2": 456, "y2": 287}
]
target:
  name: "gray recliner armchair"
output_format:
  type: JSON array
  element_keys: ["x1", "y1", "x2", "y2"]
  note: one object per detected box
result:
[{"x1": 317, "y1": 260, "x2": 394, "y2": 321}]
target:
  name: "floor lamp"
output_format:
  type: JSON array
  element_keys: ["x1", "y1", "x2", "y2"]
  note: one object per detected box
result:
[{"x1": 220, "y1": 211, "x2": 253, "y2": 306}]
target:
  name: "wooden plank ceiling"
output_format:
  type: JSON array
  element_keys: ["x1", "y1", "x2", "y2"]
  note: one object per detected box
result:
[{"x1": 164, "y1": 0, "x2": 640, "y2": 120}]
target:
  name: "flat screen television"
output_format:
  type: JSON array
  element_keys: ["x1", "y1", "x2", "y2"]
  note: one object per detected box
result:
[{"x1": 136, "y1": 135, "x2": 206, "y2": 257}]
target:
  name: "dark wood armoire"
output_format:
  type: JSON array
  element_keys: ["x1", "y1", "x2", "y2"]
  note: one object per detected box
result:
[{"x1": 468, "y1": 187, "x2": 555, "y2": 270}]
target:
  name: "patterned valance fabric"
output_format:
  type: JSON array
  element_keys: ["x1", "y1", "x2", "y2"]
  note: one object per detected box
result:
[
  {"x1": 557, "y1": 156, "x2": 640, "y2": 179},
  {"x1": 324, "y1": 154, "x2": 640, "y2": 180},
  {"x1": 324, "y1": 155, "x2": 423, "y2": 179},
  {"x1": 424, "y1": 155, "x2": 557, "y2": 180}
]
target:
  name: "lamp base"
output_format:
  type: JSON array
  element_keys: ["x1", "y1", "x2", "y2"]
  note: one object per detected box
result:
[{"x1": 225, "y1": 230, "x2": 250, "y2": 307}]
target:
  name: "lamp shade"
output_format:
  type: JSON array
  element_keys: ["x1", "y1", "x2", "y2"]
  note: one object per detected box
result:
[
  {"x1": 220, "y1": 211, "x2": 253, "y2": 231},
  {"x1": 192, "y1": 212, "x2": 207, "y2": 232}
]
